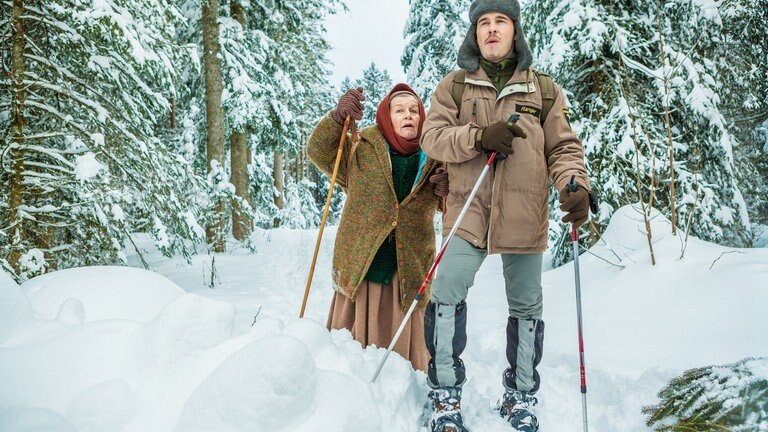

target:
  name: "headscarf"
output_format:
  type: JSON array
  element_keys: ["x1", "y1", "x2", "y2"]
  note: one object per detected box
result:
[{"x1": 375, "y1": 83, "x2": 426, "y2": 156}]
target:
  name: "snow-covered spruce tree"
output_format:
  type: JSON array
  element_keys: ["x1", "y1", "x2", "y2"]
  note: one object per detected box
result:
[
  {"x1": 751, "y1": 120, "x2": 768, "y2": 227},
  {"x1": 278, "y1": 178, "x2": 321, "y2": 229},
  {"x1": 249, "y1": 0, "x2": 340, "y2": 228},
  {"x1": 643, "y1": 357, "x2": 768, "y2": 431},
  {"x1": 175, "y1": 0, "x2": 262, "y2": 247},
  {"x1": 0, "y1": 0, "x2": 204, "y2": 279},
  {"x1": 524, "y1": 1, "x2": 752, "y2": 265},
  {"x1": 716, "y1": 2, "x2": 768, "y2": 234},
  {"x1": 401, "y1": 0, "x2": 471, "y2": 105},
  {"x1": 172, "y1": 0, "x2": 339, "y2": 233},
  {"x1": 355, "y1": 62, "x2": 394, "y2": 128}
]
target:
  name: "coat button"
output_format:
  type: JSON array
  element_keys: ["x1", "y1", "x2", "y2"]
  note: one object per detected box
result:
[
  {"x1": 397, "y1": 243, "x2": 403, "y2": 249},
  {"x1": 399, "y1": 261, "x2": 404, "y2": 266},
  {"x1": 394, "y1": 203, "x2": 399, "y2": 209},
  {"x1": 392, "y1": 221, "x2": 397, "y2": 227}
]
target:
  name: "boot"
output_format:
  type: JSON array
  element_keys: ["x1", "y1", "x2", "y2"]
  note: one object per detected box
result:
[
  {"x1": 498, "y1": 390, "x2": 539, "y2": 432},
  {"x1": 428, "y1": 387, "x2": 469, "y2": 432}
]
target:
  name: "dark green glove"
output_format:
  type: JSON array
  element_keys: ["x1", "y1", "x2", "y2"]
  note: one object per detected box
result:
[{"x1": 474, "y1": 120, "x2": 527, "y2": 155}]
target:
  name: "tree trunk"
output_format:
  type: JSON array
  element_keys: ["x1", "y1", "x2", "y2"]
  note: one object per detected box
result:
[
  {"x1": 169, "y1": 95, "x2": 176, "y2": 129},
  {"x1": 230, "y1": 132, "x2": 252, "y2": 240},
  {"x1": 8, "y1": 0, "x2": 27, "y2": 273},
  {"x1": 229, "y1": 0, "x2": 252, "y2": 241},
  {"x1": 658, "y1": 8, "x2": 677, "y2": 235},
  {"x1": 202, "y1": 0, "x2": 226, "y2": 252},
  {"x1": 273, "y1": 152, "x2": 284, "y2": 227}
]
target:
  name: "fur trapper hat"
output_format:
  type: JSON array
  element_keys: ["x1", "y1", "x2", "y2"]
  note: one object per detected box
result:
[{"x1": 457, "y1": 0, "x2": 532, "y2": 72}]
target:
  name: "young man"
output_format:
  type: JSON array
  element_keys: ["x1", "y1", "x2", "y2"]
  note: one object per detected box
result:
[{"x1": 419, "y1": 1, "x2": 594, "y2": 431}]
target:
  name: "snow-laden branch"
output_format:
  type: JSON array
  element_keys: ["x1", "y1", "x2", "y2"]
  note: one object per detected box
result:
[
  {"x1": 7, "y1": 142, "x2": 75, "y2": 169},
  {"x1": 620, "y1": 53, "x2": 662, "y2": 80},
  {"x1": 24, "y1": 78, "x2": 110, "y2": 123}
]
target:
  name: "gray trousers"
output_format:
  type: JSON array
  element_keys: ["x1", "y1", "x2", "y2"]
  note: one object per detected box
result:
[{"x1": 425, "y1": 236, "x2": 545, "y2": 394}]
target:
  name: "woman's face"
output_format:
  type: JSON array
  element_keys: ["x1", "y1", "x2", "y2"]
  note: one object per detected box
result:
[{"x1": 389, "y1": 95, "x2": 421, "y2": 141}]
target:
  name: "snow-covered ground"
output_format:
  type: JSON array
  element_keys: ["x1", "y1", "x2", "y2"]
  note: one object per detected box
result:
[{"x1": 1, "y1": 205, "x2": 766, "y2": 431}]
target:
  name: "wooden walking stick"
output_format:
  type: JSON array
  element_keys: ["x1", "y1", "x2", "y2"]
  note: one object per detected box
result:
[{"x1": 299, "y1": 115, "x2": 354, "y2": 318}]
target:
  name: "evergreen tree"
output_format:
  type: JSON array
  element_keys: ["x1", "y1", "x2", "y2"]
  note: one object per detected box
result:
[
  {"x1": 278, "y1": 178, "x2": 322, "y2": 229},
  {"x1": 717, "y1": 2, "x2": 768, "y2": 234},
  {"x1": 402, "y1": 0, "x2": 471, "y2": 105},
  {"x1": 339, "y1": 77, "x2": 355, "y2": 95},
  {"x1": 356, "y1": 62, "x2": 393, "y2": 128},
  {"x1": 643, "y1": 357, "x2": 768, "y2": 431},
  {"x1": 0, "y1": 0, "x2": 204, "y2": 279},
  {"x1": 173, "y1": 0, "x2": 340, "y2": 231},
  {"x1": 524, "y1": 0, "x2": 753, "y2": 263},
  {"x1": 249, "y1": 0, "x2": 340, "y2": 228}
]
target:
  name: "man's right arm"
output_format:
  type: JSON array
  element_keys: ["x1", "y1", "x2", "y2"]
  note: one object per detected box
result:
[{"x1": 420, "y1": 73, "x2": 481, "y2": 163}]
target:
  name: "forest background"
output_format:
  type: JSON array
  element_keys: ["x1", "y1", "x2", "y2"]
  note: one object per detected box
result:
[{"x1": 1, "y1": 0, "x2": 766, "y2": 281}]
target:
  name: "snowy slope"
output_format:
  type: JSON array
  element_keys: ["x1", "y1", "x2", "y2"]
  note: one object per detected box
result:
[{"x1": 1, "y1": 205, "x2": 766, "y2": 431}]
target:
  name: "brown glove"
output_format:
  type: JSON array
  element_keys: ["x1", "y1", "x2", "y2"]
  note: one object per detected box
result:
[
  {"x1": 429, "y1": 167, "x2": 449, "y2": 198},
  {"x1": 474, "y1": 120, "x2": 527, "y2": 155},
  {"x1": 559, "y1": 183, "x2": 590, "y2": 227},
  {"x1": 331, "y1": 87, "x2": 364, "y2": 124}
]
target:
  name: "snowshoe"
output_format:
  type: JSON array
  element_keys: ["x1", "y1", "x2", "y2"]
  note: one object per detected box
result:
[
  {"x1": 497, "y1": 390, "x2": 539, "y2": 432},
  {"x1": 428, "y1": 388, "x2": 469, "y2": 432}
]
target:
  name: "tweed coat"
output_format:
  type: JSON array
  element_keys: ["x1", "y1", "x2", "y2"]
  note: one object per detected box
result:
[{"x1": 307, "y1": 114, "x2": 441, "y2": 309}]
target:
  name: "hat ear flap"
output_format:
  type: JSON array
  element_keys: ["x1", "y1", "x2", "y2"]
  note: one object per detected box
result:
[
  {"x1": 457, "y1": 23, "x2": 481, "y2": 71},
  {"x1": 514, "y1": 20, "x2": 533, "y2": 71}
]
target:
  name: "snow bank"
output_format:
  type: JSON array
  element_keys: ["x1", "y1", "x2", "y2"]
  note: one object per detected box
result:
[
  {"x1": 1, "y1": 206, "x2": 765, "y2": 431},
  {"x1": 22, "y1": 266, "x2": 185, "y2": 323},
  {"x1": 0, "y1": 272, "x2": 34, "y2": 344},
  {"x1": 0, "y1": 268, "x2": 425, "y2": 432}
]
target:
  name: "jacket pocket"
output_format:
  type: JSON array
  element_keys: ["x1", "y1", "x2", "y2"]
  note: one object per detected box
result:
[{"x1": 491, "y1": 189, "x2": 549, "y2": 249}]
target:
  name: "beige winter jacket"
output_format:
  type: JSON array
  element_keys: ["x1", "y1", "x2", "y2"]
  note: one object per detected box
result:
[{"x1": 421, "y1": 67, "x2": 590, "y2": 254}]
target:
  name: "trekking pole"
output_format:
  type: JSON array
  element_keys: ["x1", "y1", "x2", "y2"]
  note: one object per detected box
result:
[
  {"x1": 370, "y1": 115, "x2": 520, "y2": 382},
  {"x1": 299, "y1": 115, "x2": 353, "y2": 318},
  {"x1": 567, "y1": 176, "x2": 589, "y2": 432}
]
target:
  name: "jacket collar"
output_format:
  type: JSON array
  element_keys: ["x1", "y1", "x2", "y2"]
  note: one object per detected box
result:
[{"x1": 465, "y1": 67, "x2": 537, "y2": 99}]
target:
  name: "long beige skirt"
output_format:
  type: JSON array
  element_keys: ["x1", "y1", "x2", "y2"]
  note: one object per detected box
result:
[{"x1": 326, "y1": 273, "x2": 428, "y2": 372}]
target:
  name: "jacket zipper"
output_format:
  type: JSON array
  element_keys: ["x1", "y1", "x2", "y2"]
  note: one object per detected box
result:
[{"x1": 487, "y1": 95, "x2": 502, "y2": 252}]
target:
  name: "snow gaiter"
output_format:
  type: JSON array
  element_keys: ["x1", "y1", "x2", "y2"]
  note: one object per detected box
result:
[
  {"x1": 425, "y1": 301, "x2": 467, "y2": 389},
  {"x1": 503, "y1": 317, "x2": 544, "y2": 393}
]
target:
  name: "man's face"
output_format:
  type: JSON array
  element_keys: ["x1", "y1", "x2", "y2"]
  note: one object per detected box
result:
[{"x1": 476, "y1": 12, "x2": 515, "y2": 63}]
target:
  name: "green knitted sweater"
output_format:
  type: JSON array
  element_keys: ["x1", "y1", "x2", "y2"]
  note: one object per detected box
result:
[
  {"x1": 364, "y1": 150, "x2": 421, "y2": 285},
  {"x1": 480, "y1": 53, "x2": 518, "y2": 92}
]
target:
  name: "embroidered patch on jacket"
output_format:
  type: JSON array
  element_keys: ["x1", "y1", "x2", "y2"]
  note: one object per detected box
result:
[{"x1": 516, "y1": 104, "x2": 541, "y2": 118}]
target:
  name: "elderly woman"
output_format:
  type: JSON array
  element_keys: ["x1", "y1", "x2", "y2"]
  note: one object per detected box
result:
[{"x1": 307, "y1": 83, "x2": 447, "y2": 372}]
